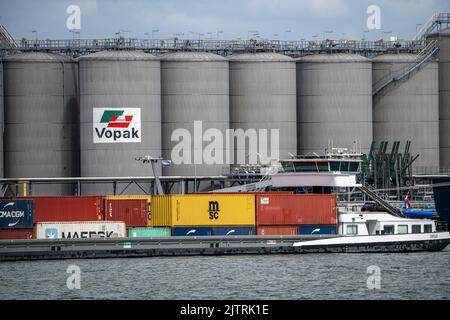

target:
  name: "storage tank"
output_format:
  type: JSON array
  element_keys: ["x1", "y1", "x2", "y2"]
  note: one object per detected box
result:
[
  {"x1": 428, "y1": 28, "x2": 450, "y2": 169},
  {"x1": 229, "y1": 52, "x2": 296, "y2": 165},
  {"x1": 160, "y1": 51, "x2": 229, "y2": 179},
  {"x1": 372, "y1": 53, "x2": 439, "y2": 171},
  {"x1": 296, "y1": 53, "x2": 372, "y2": 155},
  {"x1": 78, "y1": 50, "x2": 161, "y2": 195},
  {"x1": 0, "y1": 59, "x2": 3, "y2": 178},
  {"x1": 3, "y1": 52, "x2": 79, "y2": 195}
]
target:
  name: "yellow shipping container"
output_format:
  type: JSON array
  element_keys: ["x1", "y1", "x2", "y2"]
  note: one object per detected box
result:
[
  {"x1": 104, "y1": 195, "x2": 152, "y2": 226},
  {"x1": 151, "y1": 194, "x2": 255, "y2": 227}
]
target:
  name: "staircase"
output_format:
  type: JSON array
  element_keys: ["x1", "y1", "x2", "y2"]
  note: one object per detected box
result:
[
  {"x1": 358, "y1": 185, "x2": 405, "y2": 217},
  {"x1": 0, "y1": 24, "x2": 15, "y2": 49},
  {"x1": 413, "y1": 12, "x2": 450, "y2": 41},
  {"x1": 372, "y1": 40, "x2": 440, "y2": 97}
]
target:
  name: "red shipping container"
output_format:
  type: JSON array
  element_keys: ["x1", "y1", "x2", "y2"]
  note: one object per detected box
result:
[
  {"x1": 256, "y1": 194, "x2": 337, "y2": 226},
  {"x1": 257, "y1": 226, "x2": 298, "y2": 236},
  {"x1": 12, "y1": 196, "x2": 104, "y2": 222},
  {"x1": 0, "y1": 229, "x2": 34, "y2": 240},
  {"x1": 103, "y1": 199, "x2": 148, "y2": 227}
]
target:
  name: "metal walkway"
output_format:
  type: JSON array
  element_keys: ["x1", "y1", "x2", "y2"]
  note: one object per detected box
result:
[
  {"x1": 372, "y1": 40, "x2": 440, "y2": 97},
  {"x1": 413, "y1": 12, "x2": 450, "y2": 41},
  {"x1": 358, "y1": 185, "x2": 404, "y2": 217}
]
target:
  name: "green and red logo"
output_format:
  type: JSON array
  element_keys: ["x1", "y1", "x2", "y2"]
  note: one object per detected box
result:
[
  {"x1": 93, "y1": 108, "x2": 141, "y2": 143},
  {"x1": 100, "y1": 110, "x2": 133, "y2": 128}
]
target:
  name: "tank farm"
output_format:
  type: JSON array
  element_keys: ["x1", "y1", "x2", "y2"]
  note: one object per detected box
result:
[{"x1": 0, "y1": 14, "x2": 449, "y2": 260}]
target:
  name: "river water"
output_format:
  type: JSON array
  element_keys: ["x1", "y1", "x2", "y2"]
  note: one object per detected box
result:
[{"x1": 0, "y1": 247, "x2": 449, "y2": 300}]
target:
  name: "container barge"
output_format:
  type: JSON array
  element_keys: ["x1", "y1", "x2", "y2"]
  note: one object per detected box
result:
[{"x1": 0, "y1": 152, "x2": 449, "y2": 261}]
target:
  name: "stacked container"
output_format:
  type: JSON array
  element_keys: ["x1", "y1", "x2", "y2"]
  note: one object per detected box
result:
[
  {"x1": 35, "y1": 221, "x2": 126, "y2": 239},
  {"x1": 0, "y1": 199, "x2": 34, "y2": 239},
  {"x1": 103, "y1": 198, "x2": 148, "y2": 227},
  {"x1": 151, "y1": 194, "x2": 255, "y2": 236},
  {"x1": 255, "y1": 194, "x2": 338, "y2": 235}
]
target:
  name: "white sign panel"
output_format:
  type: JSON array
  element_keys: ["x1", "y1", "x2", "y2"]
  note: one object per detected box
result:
[{"x1": 93, "y1": 108, "x2": 141, "y2": 143}]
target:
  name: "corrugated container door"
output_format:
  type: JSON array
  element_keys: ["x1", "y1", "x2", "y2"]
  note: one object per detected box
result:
[
  {"x1": 256, "y1": 194, "x2": 337, "y2": 226},
  {"x1": 27, "y1": 196, "x2": 103, "y2": 222},
  {"x1": 104, "y1": 199, "x2": 147, "y2": 227},
  {"x1": 151, "y1": 195, "x2": 172, "y2": 227}
]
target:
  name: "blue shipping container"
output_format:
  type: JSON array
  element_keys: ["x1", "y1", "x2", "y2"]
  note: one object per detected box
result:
[
  {"x1": 213, "y1": 227, "x2": 255, "y2": 236},
  {"x1": 0, "y1": 200, "x2": 34, "y2": 229},
  {"x1": 299, "y1": 225, "x2": 337, "y2": 235},
  {"x1": 172, "y1": 227, "x2": 213, "y2": 237}
]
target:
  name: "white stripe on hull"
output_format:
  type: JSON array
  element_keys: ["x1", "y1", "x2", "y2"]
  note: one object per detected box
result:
[{"x1": 293, "y1": 232, "x2": 450, "y2": 247}]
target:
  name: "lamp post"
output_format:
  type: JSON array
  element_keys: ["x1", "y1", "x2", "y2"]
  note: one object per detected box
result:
[
  {"x1": 323, "y1": 30, "x2": 333, "y2": 40},
  {"x1": 284, "y1": 29, "x2": 291, "y2": 40},
  {"x1": 152, "y1": 29, "x2": 159, "y2": 39},
  {"x1": 362, "y1": 30, "x2": 370, "y2": 41},
  {"x1": 248, "y1": 30, "x2": 258, "y2": 39},
  {"x1": 31, "y1": 30, "x2": 38, "y2": 41},
  {"x1": 217, "y1": 30, "x2": 224, "y2": 40},
  {"x1": 416, "y1": 23, "x2": 422, "y2": 35}
]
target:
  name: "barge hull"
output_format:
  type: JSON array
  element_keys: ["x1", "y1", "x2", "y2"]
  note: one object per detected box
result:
[{"x1": 0, "y1": 235, "x2": 448, "y2": 261}]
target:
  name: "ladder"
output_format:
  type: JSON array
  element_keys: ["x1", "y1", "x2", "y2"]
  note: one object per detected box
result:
[
  {"x1": 372, "y1": 40, "x2": 440, "y2": 97},
  {"x1": 358, "y1": 185, "x2": 405, "y2": 217}
]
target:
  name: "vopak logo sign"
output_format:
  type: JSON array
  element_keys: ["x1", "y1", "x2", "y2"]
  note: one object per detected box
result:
[{"x1": 93, "y1": 108, "x2": 141, "y2": 143}]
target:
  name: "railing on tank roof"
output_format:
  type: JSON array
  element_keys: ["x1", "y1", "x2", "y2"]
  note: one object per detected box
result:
[{"x1": 0, "y1": 37, "x2": 428, "y2": 56}]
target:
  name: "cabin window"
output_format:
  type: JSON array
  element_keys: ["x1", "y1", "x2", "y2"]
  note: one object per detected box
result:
[
  {"x1": 397, "y1": 225, "x2": 408, "y2": 234},
  {"x1": 412, "y1": 225, "x2": 421, "y2": 234},
  {"x1": 346, "y1": 225, "x2": 358, "y2": 236},
  {"x1": 424, "y1": 224, "x2": 433, "y2": 233},
  {"x1": 383, "y1": 225, "x2": 395, "y2": 235}
]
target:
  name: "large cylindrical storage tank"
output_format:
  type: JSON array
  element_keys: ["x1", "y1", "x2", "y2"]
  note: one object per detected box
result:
[
  {"x1": 229, "y1": 53, "x2": 296, "y2": 165},
  {"x1": 428, "y1": 28, "x2": 450, "y2": 170},
  {"x1": 372, "y1": 53, "x2": 439, "y2": 171},
  {"x1": 297, "y1": 53, "x2": 372, "y2": 155},
  {"x1": 3, "y1": 52, "x2": 79, "y2": 195},
  {"x1": 0, "y1": 59, "x2": 3, "y2": 178},
  {"x1": 161, "y1": 52, "x2": 229, "y2": 182},
  {"x1": 78, "y1": 50, "x2": 161, "y2": 195}
]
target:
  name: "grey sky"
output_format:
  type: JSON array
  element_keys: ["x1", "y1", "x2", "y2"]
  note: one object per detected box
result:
[{"x1": 0, "y1": 0, "x2": 449, "y2": 41}]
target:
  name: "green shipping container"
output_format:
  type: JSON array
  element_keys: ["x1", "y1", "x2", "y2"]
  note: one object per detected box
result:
[{"x1": 128, "y1": 227, "x2": 171, "y2": 238}]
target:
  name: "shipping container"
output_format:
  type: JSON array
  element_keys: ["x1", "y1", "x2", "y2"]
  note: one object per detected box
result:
[
  {"x1": 104, "y1": 199, "x2": 148, "y2": 227},
  {"x1": 256, "y1": 194, "x2": 337, "y2": 226},
  {"x1": 11, "y1": 196, "x2": 103, "y2": 222},
  {"x1": 172, "y1": 227, "x2": 213, "y2": 237},
  {"x1": 299, "y1": 225, "x2": 337, "y2": 235},
  {"x1": 0, "y1": 200, "x2": 34, "y2": 229},
  {"x1": 151, "y1": 194, "x2": 255, "y2": 227},
  {"x1": 35, "y1": 221, "x2": 126, "y2": 239},
  {"x1": 0, "y1": 229, "x2": 34, "y2": 240},
  {"x1": 128, "y1": 227, "x2": 171, "y2": 238},
  {"x1": 213, "y1": 226, "x2": 255, "y2": 236},
  {"x1": 105, "y1": 195, "x2": 152, "y2": 226},
  {"x1": 257, "y1": 226, "x2": 298, "y2": 236}
]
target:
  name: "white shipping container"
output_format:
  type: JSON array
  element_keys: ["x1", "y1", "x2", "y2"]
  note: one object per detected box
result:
[{"x1": 35, "y1": 221, "x2": 126, "y2": 239}]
